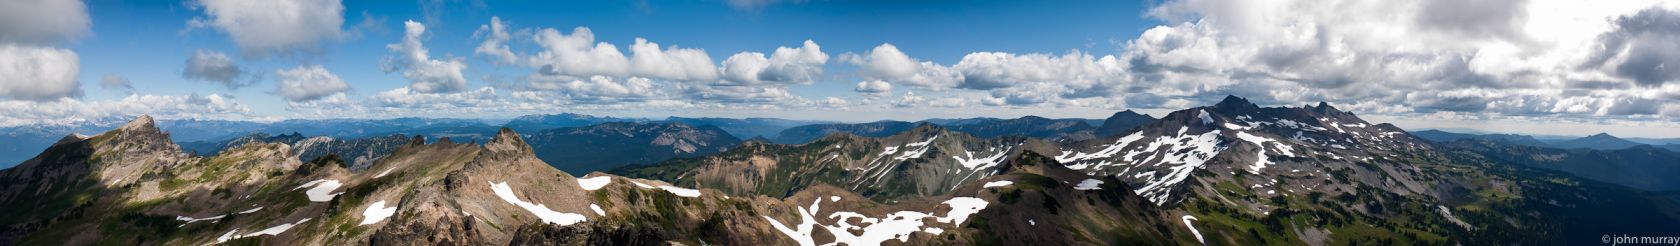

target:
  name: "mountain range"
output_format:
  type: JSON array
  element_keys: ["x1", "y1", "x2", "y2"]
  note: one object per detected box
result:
[
  {"x1": 527, "y1": 122, "x2": 744, "y2": 175},
  {"x1": 1, "y1": 96, "x2": 1677, "y2": 245}
]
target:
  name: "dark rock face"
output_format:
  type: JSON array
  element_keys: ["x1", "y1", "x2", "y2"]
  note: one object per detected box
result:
[
  {"x1": 369, "y1": 209, "x2": 484, "y2": 246},
  {"x1": 508, "y1": 222, "x2": 665, "y2": 246}
]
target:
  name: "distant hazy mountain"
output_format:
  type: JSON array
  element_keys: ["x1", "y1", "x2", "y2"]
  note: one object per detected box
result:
[
  {"x1": 1442, "y1": 139, "x2": 1680, "y2": 191},
  {"x1": 920, "y1": 117, "x2": 1002, "y2": 126},
  {"x1": 1092, "y1": 110, "x2": 1154, "y2": 137},
  {"x1": 155, "y1": 119, "x2": 269, "y2": 142},
  {"x1": 526, "y1": 122, "x2": 743, "y2": 174},
  {"x1": 501, "y1": 113, "x2": 643, "y2": 133},
  {"x1": 661, "y1": 117, "x2": 830, "y2": 139},
  {"x1": 1550, "y1": 133, "x2": 1646, "y2": 150},
  {"x1": 1412, "y1": 129, "x2": 1552, "y2": 147},
  {"x1": 772, "y1": 121, "x2": 917, "y2": 144},
  {"x1": 946, "y1": 116, "x2": 1094, "y2": 139},
  {"x1": 1627, "y1": 137, "x2": 1680, "y2": 146},
  {"x1": 772, "y1": 116, "x2": 1105, "y2": 145}
]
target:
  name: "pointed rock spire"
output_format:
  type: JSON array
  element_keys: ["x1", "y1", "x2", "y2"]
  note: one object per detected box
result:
[
  {"x1": 1310, "y1": 101, "x2": 1345, "y2": 115},
  {"x1": 119, "y1": 115, "x2": 159, "y2": 132},
  {"x1": 484, "y1": 127, "x2": 533, "y2": 154}
]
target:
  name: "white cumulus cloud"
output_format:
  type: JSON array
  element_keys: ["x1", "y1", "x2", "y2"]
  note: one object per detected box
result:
[
  {"x1": 183, "y1": 49, "x2": 256, "y2": 89},
  {"x1": 275, "y1": 65, "x2": 351, "y2": 102},
  {"x1": 0, "y1": 44, "x2": 81, "y2": 101},
  {"x1": 720, "y1": 40, "x2": 829, "y2": 85},
  {"x1": 0, "y1": 0, "x2": 91, "y2": 45},
  {"x1": 189, "y1": 0, "x2": 347, "y2": 57},
  {"x1": 384, "y1": 20, "x2": 469, "y2": 93},
  {"x1": 841, "y1": 43, "x2": 961, "y2": 89}
]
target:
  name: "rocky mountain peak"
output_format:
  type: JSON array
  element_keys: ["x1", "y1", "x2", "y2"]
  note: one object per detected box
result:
[
  {"x1": 107, "y1": 115, "x2": 174, "y2": 148},
  {"x1": 1111, "y1": 110, "x2": 1149, "y2": 118},
  {"x1": 484, "y1": 127, "x2": 533, "y2": 154},
  {"x1": 1310, "y1": 101, "x2": 1342, "y2": 114},
  {"x1": 1209, "y1": 95, "x2": 1263, "y2": 115},
  {"x1": 118, "y1": 115, "x2": 160, "y2": 133}
]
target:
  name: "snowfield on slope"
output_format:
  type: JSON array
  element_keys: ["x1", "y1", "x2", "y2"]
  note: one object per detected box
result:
[
  {"x1": 765, "y1": 197, "x2": 989, "y2": 246},
  {"x1": 489, "y1": 181, "x2": 587, "y2": 225},
  {"x1": 576, "y1": 176, "x2": 612, "y2": 190},
  {"x1": 983, "y1": 180, "x2": 1013, "y2": 188},
  {"x1": 295, "y1": 179, "x2": 344, "y2": 202},
  {"x1": 359, "y1": 200, "x2": 398, "y2": 225}
]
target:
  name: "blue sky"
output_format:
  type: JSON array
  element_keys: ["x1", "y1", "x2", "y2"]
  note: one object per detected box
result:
[
  {"x1": 71, "y1": 0, "x2": 1156, "y2": 118},
  {"x1": 3, "y1": 0, "x2": 1679, "y2": 138}
]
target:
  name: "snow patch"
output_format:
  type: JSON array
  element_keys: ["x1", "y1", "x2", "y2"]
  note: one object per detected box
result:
[
  {"x1": 489, "y1": 181, "x2": 587, "y2": 225},
  {"x1": 1182, "y1": 215, "x2": 1204, "y2": 244},
  {"x1": 577, "y1": 176, "x2": 612, "y2": 191},
  {"x1": 952, "y1": 149, "x2": 1008, "y2": 171},
  {"x1": 175, "y1": 214, "x2": 226, "y2": 224},
  {"x1": 295, "y1": 179, "x2": 344, "y2": 202},
  {"x1": 1055, "y1": 132, "x2": 1145, "y2": 168},
  {"x1": 982, "y1": 181, "x2": 1013, "y2": 188},
  {"x1": 631, "y1": 181, "x2": 656, "y2": 189},
  {"x1": 1235, "y1": 131, "x2": 1291, "y2": 174},
  {"x1": 591, "y1": 204, "x2": 606, "y2": 216},
  {"x1": 893, "y1": 135, "x2": 939, "y2": 161},
  {"x1": 374, "y1": 167, "x2": 395, "y2": 178},
  {"x1": 359, "y1": 200, "x2": 398, "y2": 225},
  {"x1": 216, "y1": 217, "x2": 313, "y2": 243},
  {"x1": 658, "y1": 185, "x2": 702, "y2": 197},
  {"x1": 1438, "y1": 205, "x2": 1472, "y2": 230},
  {"x1": 1074, "y1": 179, "x2": 1103, "y2": 190},
  {"x1": 1197, "y1": 109, "x2": 1214, "y2": 125}
]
